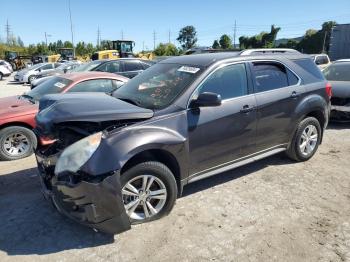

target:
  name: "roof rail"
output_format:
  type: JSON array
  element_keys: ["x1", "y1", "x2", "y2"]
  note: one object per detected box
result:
[{"x1": 239, "y1": 48, "x2": 301, "y2": 56}]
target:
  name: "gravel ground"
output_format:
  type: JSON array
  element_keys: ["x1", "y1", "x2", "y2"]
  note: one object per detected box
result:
[{"x1": 0, "y1": 76, "x2": 349, "y2": 262}]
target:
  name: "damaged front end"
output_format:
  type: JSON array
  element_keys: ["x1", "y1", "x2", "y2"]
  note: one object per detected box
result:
[
  {"x1": 35, "y1": 132, "x2": 131, "y2": 234},
  {"x1": 34, "y1": 93, "x2": 154, "y2": 234},
  {"x1": 331, "y1": 97, "x2": 350, "y2": 122}
]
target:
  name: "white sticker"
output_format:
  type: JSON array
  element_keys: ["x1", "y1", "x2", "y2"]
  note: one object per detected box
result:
[
  {"x1": 54, "y1": 82, "x2": 66, "y2": 88},
  {"x1": 177, "y1": 66, "x2": 200, "y2": 74}
]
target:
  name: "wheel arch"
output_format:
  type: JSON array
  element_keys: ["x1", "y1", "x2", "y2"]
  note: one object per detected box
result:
[{"x1": 120, "y1": 148, "x2": 183, "y2": 197}]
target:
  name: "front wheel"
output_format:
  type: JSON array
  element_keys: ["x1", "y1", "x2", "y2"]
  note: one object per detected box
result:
[
  {"x1": 0, "y1": 126, "x2": 37, "y2": 161},
  {"x1": 286, "y1": 117, "x2": 321, "y2": 162},
  {"x1": 120, "y1": 161, "x2": 177, "y2": 224}
]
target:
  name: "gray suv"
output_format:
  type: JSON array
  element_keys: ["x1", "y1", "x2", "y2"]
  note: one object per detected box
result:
[{"x1": 35, "y1": 49, "x2": 331, "y2": 234}]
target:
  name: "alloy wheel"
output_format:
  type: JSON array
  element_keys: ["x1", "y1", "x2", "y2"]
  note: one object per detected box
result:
[
  {"x1": 122, "y1": 174, "x2": 167, "y2": 221},
  {"x1": 299, "y1": 124, "x2": 318, "y2": 156}
]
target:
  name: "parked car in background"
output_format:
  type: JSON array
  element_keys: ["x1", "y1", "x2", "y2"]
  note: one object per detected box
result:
[
  {"x1": 310, "y1": 54, "x2": 331, "y2": 69},
  {"x1": 0, "y1": 63, "x2": 12, "y2": 80},
  {"x1": 0, "y1": 72, "x2": 128, "y2": 161},
  {"x1": 14, "y1": 62, "x2": 62, "y2": 84},
  {"x1": 35, "y1": 50, "x2": 330, "y2": 234},
  {"x1": 31, "y1": 62, "x2": 82, "y2": 89},
  {"x1": 0, "y1": 60, "x2": 13, "y2": 73},
  {"x1": 323, "y1": 59, "x2": 350, "y2": 121},
  {"x1": 93, "y1": 58, "x2": 155, "y2": 78}
]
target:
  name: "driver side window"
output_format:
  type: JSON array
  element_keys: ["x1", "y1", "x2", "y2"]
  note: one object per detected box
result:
[{"x1": 195, "y1": 63, "x2": 248, "y2": 100}]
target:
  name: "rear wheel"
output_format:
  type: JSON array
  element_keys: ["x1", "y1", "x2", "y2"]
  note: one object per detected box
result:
[
  {"x1": 120, "y1": 161, "x2": 177, "y2": 224},
  {"x1": 0, "y1": 72, "x2": 3, "y2": 80},
  {"x1": 286, "y1": 117, "x2": 321, "y2": 162},
  {"x1": 0, "y1": 126, "x2": 37, "y2": 161}
]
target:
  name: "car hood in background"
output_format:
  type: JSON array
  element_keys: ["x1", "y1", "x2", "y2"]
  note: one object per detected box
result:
[
  {"x1": 0, "y1": 96, "x2": 38, "y2": 120},
  {"x1": 36, "y1": 92, "x2": 154, "y2": 125},
  {"x1": 329, "y1": 81, "x2": 350, "y2": 98}
]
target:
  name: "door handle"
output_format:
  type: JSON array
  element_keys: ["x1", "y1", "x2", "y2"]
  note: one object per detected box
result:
[
  {"x1": 240, "y1": 105, "x2": 255, "y2": 113},
  {"x1": 291, "y1": 91, "x2": 299, "y2": 98}
]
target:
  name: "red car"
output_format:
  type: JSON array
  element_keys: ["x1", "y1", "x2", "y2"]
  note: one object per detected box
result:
[{"x1": 0, "y1": 72, "x2": 128, "y2": 161}]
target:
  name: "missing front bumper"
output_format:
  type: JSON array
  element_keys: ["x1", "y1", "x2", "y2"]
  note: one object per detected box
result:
[{"x1": 36, "y1": 153, "x2": 131, "y2": 234}]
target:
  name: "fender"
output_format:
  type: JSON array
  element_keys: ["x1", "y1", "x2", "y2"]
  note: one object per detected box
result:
[{"x1": 81, "y1": 113, "x2": 189, "y2": 180}]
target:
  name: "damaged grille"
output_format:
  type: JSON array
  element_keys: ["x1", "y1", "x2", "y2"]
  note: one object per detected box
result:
[{"x1": 331, "y1": 97, "x2": 350, "y2": 106}]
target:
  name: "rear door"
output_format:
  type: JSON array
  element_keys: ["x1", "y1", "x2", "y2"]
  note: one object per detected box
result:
[
  {"x1": 188, "y1": 63, "x2": 257, "y2": 175},
  {"x1": 249, "y1": 61, "x2": 303, "y2": 151}
]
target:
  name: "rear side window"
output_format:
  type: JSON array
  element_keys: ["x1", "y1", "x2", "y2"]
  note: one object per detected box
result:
[
  {"x1": 315, "y1": 55, "x2": 329, "y2": 65},
  {"x1": 68, "y1": 79, "x2": 114, "y2": 93},
  {"x1": 196, "y1": 63, "x2": 248, "y2": 100},
  {"x1": 293, "y1": 58, "x2": 324, "y2": 80},
  {"x1": 40, "y1": 64, "x2": 54, "y2": 70},
  {"x1": 251, "y1": 63, "x2": 289, "y2": 92},
  {"x1": 124, "y1": 61, "x2": 144, "y2": 71},
  {"x1": 95, "y1": 61, "x2": 121, "y2": 73}
]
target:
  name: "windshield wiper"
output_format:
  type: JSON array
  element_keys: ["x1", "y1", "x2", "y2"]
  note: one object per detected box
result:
[
  {"x1": 20, "y1": 94, "x2": 36, "y2": 104},
  {"x1": 115, "y1": 96, "x2": 142, "y2": 107}
]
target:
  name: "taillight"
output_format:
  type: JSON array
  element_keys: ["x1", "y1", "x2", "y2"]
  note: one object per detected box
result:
[{"x1": 325, "y1": 82, "x2": 332, "y2": 98}]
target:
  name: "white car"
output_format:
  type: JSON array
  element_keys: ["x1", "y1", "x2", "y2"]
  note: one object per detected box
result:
[
  {"x1": 14, "y1": 62, "x2": 61, "y2": 84},
  {"x1": 0, "y1": 64, "x2": 11, "y2": 80},
  {"x1": 310, "y1": 54, "x2": 331, "y2": 69},
  {"x1": 0, "y1": 60, "x2": 13, "y2": 73}
]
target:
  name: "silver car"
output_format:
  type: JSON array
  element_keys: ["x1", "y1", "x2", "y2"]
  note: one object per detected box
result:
[{"x1": 14, "y1": 62, "x2": 61, "y2": 84}]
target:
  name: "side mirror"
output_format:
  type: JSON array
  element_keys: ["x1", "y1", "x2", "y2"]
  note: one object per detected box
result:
[
  {"x1": 192, "y1": 92, "x2": 222, "y2": 107},
  {"x1": 63, "y1": 68, "x2": 68, "y2": 73},
  {"x1": 38, "y1": 68, "x2": 42, "y2": 72}
]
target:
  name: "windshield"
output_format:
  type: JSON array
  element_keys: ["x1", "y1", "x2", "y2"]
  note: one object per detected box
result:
[
  {"x1": 72, "y1": 61, "x2": 103, "y2": 72},
  {"x1": 323, "y1": 62, "x2": 350, "y2": 81},
  {"x1": 26, "y1": 76, "x2": 73, "y2": 100},
  {"x1": 113, "y1": 63, "x2": 203, "y2": 109}
]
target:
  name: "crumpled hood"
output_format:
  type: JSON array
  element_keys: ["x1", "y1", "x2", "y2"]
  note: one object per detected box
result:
[
  {"x1": 36, "y1": 92, "x2": 154, "y2": 126},
  {"x1": 330, "y1": 81, "x2": 350, "y2": 98},
  {"x1": 0, "y1": 96, "x2": 38, "y2": 120}
]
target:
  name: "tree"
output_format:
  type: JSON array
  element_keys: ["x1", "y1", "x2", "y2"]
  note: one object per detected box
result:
[
  {"x1": 63, "y1": 41, "x2": 73, "y2": 48},
  {"x1": 154, "y1": 43, "x2": 179, "y2": 56},
  {"x1": 219, "y1": 34, "x2": 232, "y2": 49},
  {"x1": 212, "y1": 40, "x2": 220, "y2": 49},
  {"x1": 278, "y1": 39, "x2": 299, "y2": 49},
  {"x1": 239, "y1": 25, "x2": 281, "y2": 49},
  {"x1": 17, "y1": 37, "x2": 24, "y2": 47},
  {"x1": 177, "y1": 25, "x2": 197, "y2": 50}
]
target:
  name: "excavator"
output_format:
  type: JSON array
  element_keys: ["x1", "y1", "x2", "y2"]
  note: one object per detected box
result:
[
  {"x1": 5, "y1": 48, "x2": 75, "y2": 71},
  {"x1": 91, "y1": 40, "x2": 154, "y2": 60}
]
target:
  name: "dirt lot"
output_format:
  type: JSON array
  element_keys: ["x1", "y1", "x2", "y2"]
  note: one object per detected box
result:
[{"x1": 0, "y1": 76, "x2": 349, "y2": 262}]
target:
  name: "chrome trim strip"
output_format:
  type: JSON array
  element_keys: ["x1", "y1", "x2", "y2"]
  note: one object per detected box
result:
[{"x1": 187, "y1": 145, "x2": 287, "y2": 183}]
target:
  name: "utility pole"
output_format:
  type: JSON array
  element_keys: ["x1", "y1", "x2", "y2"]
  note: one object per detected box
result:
[
  {"x1": 5, "y1": 19, "x2": 11, "y2": 44},
  {"x1": 121, "y1": 30, "x2": 124, "y2": 40},
  {"x1": 142, "y1": 41, "x2": 145, "y2": 52},
  {"x1": 322, "y1": 31, "x2": 327, "y2": 53},
  {"x1": 97, "y1": 26, "x2": 101, "y2": 48},
  {"x1": 168, "y1": 30, "x2": 171, "y2": 44},
  {"x1": 233, "y1": 20, "x2": 237, "y2": 49},
  {"x1": 44, "y1": 32, "x2": 52, "y2": 46},
  {"x1": 68, "y1": 0, "x2": 75, "y2": 57},
  {"x1": 153, "y1": 30, "x2": 156, "y2": 50}
]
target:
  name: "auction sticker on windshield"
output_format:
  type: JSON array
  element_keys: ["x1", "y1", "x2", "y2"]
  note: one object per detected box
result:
[
  {"x1": 54, "y1": 82, "x2": 66, "y2": 89},
  {"x1": 177, "y1": 66, "x2": 200, "y2": 74}
]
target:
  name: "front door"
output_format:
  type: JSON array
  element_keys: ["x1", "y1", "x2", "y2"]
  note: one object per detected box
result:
[{"x1": 187, "y1": 63, "x2": 257, "y2": 175}]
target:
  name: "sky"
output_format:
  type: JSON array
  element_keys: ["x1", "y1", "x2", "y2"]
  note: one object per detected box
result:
[{"x1": 1, "y1": 0, "x2": 350, "y2": 52}]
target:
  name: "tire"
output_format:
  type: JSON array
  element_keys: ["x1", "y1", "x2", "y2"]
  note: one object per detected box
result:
[
  {"x1": 286, "y1": 117, "x2": 321, "y2": 162},
  {"x1": 0, "y1": 72, "x2": 3, "y2": 80},
  {"x1": 120, "y1": 161, "x2": 177, "y2": 224},
  {"x1": 0, "y1": 126, "x2": 37, "y2": 161},
  {"x1": 27, "y1": 75, "x2": 36, "y2": 84}
]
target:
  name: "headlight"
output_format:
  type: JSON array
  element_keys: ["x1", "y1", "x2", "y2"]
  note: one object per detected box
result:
[{"x1": 55, "y1": 132, "x2": 103, "y2": 174}]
